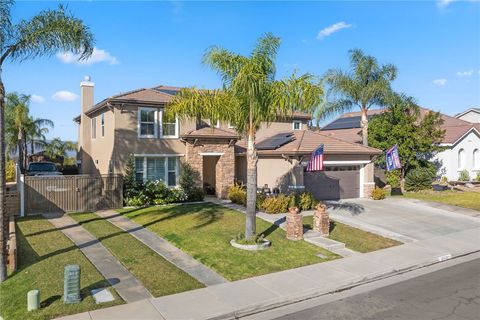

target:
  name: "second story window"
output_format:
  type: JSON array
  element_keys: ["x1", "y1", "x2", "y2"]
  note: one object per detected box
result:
[
  {"x1": 292, "y1": 120, "x2": 302, "y2": 130},
  {"x1": 138, "y1": 108, "x2": 157, "y2": 138},
  {"x1": 161, "y1": 111, "x2": 178, "y2": 138},
  {"x1": 91, "y1": 117, "x2": 96, "y2": 139},
  {"x1": 101, "y1": 113, "x2": 105, "y2": 137}
]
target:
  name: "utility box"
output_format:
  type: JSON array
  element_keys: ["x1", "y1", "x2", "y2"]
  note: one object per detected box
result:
[{"x1": 64, "y1": 264, "x2": 81, "y2": 304}]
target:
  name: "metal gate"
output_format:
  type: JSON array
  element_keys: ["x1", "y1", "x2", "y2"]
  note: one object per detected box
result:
[{"x1": 24, "y1": 175, "x2": 123, "y2": 214}]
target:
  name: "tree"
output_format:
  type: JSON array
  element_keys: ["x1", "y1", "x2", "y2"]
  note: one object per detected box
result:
[
  {"x1": 0, "y1": 0, "x2": 94, "y2": 282},
  {"x1": 167, "y1": 33, "x2": 323, "y2": 240},
  {"x1": 323, "y1": 49, "x2": 397, "y2": 146},
  {"x1": 43, "y1": 138, "x2": 76, "y2": 168},
  {"x1": 368, "y1": 94, "x2": 445, "y2": 180},
  {"x1": 5, "y1": 93, "x2": 53, "y2": 172}
]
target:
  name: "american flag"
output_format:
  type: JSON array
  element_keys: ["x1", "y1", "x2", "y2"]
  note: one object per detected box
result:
[{"x1": 306, "y1": 144, "x2": 324, "y2": 171}]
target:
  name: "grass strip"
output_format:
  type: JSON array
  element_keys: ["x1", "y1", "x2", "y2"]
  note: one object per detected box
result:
[
  {"x1": 0, "y1": 216, "x2": 122, "y2": 320},
  {"x1": 70, "y1": 212, "x2": 204, "y2": 297}
]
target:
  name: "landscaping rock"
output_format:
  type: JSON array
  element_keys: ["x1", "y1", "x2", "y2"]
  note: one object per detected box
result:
[{"x1": 91, "y1": 288, "x2": 115, "y2": 304}]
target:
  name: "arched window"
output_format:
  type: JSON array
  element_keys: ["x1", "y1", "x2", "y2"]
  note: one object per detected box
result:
[
  {"x1": 458, "y1": 149, "x2": 465, "y2": 169},
  {"x1": 474, "y1": 149, "x2": 479, "y2": 169}
]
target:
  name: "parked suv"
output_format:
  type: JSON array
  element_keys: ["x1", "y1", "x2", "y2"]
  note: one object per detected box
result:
[{"x1": 26, "y1": 162, "x2": 62, "y2": 176}]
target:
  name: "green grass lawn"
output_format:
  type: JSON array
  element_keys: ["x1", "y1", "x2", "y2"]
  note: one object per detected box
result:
[
  {"x1": 0, "y1": 216, "x2": 122, "y2": 320},
  {"x1": 70, "y1": 212, "x2": 204, "y2": 296},
  {"x1": 303, "y1": 216, "x2": 401, "y2": 253},
  {"x1": 401, "y1": 190, "x2": 480, "y2": 211},
  {"x1": 119, "y1": 203, "x2": 339, "y2": 281}
]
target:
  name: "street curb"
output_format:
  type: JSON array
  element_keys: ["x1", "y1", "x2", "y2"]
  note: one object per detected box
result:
[{"x1": 207, "y1": 249, "x2": 480, "y2": 320}]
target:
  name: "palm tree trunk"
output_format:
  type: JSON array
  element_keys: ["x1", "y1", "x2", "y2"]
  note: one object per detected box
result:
[
  {"x1": 360, "y1": 107, "x2": 369, "y2": 146},
  {"x1": 245, "y1": 129, "x2": 257, "y2": 240},
  {"x1": 17, "y1": 131, "x2": 24, "y2": 174},
  {"x1": 0, "y1": 76, "x2": 7, "y2": 282}
]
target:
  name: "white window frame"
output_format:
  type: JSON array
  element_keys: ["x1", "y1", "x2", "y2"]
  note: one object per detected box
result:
[
  {"x1": 473, "y1": 149, "x2": 479, "y2": 170},
  {"x1": 138, "y1": 107, "x2": 158, "y2": 138},
  {"x1": 458, "y1": 148, "x2": 465, "y2": 170},
  {"x1": 101, "y1": 113, "x2": 105, "y2": 137},
  {"x1": 91, "y1": 117, "x2": 97, "y2": 139},
  {"x1": 292, "y1": 120, "x2": 302, "y2": 130},
  {"x1": 134, "y1": 155, "x2": 180, "y2": 187},
  {"x1": 160, "y1": 110, "x2": 179, "y2": 139}
]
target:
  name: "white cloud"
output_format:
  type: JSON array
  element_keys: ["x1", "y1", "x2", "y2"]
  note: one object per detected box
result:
[
  {"x1": 52, "y1": 91, "x2": 78, "y2": 102},
  {"x1": 438, "y1": 0, "x2": 456, "y2": 8},
  {"x1": 317, "y1": 22, "x2": 352, "y2": 40},
  {"x1": 56, "y1": 47, "x2": 119, "y2": 66},
  {"x1": 31, "y1": 94, "x2": 45, "y2": 104},
  {"x1": 433, "y1": 78, "x2": 447, "y2": 86},
  {"x1": 457, "y1": 69, "x2": 474, "y2": 76}
]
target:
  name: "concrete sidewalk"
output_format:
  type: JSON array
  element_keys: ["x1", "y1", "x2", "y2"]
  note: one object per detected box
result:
[
  {"x1": 95, "y1": 209, "x2": 227, "y2": 286},
  {"x1": 44, "y1": 213, "x2": 152, "y2": 303},
  {"x1": 57, "y1": 225, "x2": 480, "y2": 320}
]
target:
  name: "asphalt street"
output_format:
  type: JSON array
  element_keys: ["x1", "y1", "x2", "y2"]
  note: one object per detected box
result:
[{"x1": 272, "y1": 257, "x2": 480, "y2": 320}]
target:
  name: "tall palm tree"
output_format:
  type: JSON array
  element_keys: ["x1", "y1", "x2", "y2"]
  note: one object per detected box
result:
[
  {"x1": 168, "y1": 33, "x2": 323, "y2": 240},
  {"x1": 323, "y1": 49, "x2": 397, "y2": 146},
  {"x1": 25, "y1": 117, "x2": 54, "y2": 156},
  {"x1": 4, "y1": 93, "x2": 53, "y2": 172},
  {"x1": 0, "y1": 0, "x2": 94, "y2": 282},
  {"x1": 43, "y1": 138, "x2": 76, "y2": 168}
]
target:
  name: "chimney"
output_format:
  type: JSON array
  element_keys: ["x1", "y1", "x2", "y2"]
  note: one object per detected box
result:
[
  {"x1": 80, "y1": 75, "x2": 94, "y2": 113},
  {"x1": 79, "y1": 76, "x2": 94, "y2": 174}
]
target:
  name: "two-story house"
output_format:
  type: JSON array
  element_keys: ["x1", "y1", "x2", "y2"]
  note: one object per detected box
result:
[{"x1": 75, "y1": 77, "x2": 381, "y2": 200}]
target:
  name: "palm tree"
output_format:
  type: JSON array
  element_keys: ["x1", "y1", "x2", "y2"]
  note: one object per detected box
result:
[
  {"x1": 4, "y1": 93, "x2": 53, "y2": 172},
  {"x1": 25, "y1": 117, "x2": 54, "y2": 156},
  {"x1": 43, "y1": 138, "x2": 76, "y2": 168},
  {"x1": 0, "y1": 0, "x2": 94, "y2": 282},
  {"x1": 323, "y1": 49, "x2": 397, "y2": 146},
  {"x1": 168, "y1": 33, "x2": 323, "y2": 240}
]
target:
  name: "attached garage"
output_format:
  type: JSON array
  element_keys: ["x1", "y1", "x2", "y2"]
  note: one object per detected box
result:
[{"x1": 304, "y1": 165, "x2": 361, "y2": 200}]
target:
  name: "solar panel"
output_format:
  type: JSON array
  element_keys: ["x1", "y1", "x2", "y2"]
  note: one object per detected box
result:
[
  {"x1": 256, "y1": 133, "x2": 295, "y2": 150},
  {"x1": 156, "y1": 89, "x2": 180, "y2": 96},
  {"x1": 323, "y1": 114, "x2": 379, "y2": 130}
]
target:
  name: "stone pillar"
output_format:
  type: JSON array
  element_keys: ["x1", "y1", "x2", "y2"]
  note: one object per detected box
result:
[
  {"x1": 286, "y1": 207, "x2": 303, "y2": 241},
  {"x1": 313, "y1": 203, "x2": 329, "y2": 237}
]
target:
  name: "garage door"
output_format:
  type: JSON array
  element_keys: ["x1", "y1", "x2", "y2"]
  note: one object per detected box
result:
[{"x1": 304, "y1": 166, "x2": 360, "y2": 200}]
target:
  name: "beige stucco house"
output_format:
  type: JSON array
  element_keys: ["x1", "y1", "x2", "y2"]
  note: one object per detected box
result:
[{"x1": 75, "y1": 77, "x2": 381, "y2": 200}]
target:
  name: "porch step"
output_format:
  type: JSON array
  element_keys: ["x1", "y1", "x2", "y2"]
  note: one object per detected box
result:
[{"x1": 304, "y1": 230, "x2": 346, "y2": 251}]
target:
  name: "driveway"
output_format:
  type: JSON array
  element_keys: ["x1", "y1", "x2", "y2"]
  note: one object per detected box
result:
[{"x1": 327, "y1": 197, "x2": 480, "y2": 242}]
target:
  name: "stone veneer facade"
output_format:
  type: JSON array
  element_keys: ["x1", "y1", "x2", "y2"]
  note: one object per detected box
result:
[{"x1": 185, "y1": 138, "x2": 235, "y2": 199}]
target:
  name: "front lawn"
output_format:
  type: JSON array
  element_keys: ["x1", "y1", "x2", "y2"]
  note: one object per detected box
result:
[
  {"x1": 401, "y1": 190, "x2": 480, "y2": 211},
  {"x1": 303, "y1": 216, "x2": 401, "y2": 253},
  {"x1": 70, "y1": 212, "x2": 204, "y2": 296},
  {"x1": 119, "y1": 203, "x2": 339, "y2": 281},
  {"x1": 0, "y1": 216, "x2": 122, "y2": 320}
]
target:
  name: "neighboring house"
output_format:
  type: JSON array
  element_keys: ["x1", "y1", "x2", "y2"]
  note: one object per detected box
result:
[
  {"x1": 321, "y1": 107, "x2": 480, "y2": 181},
  {"x1": 75, "y1": 77, "x2": 380, "y2": 200}
]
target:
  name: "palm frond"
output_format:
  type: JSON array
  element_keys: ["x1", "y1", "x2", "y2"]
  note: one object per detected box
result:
[{"x1": 1, "y1": 4, "x2": 94, "y2": 64}]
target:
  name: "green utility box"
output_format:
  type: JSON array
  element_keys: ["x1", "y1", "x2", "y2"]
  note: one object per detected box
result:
[{"x1": 64, "y1": 264, "x2": 81, "y2": 304}]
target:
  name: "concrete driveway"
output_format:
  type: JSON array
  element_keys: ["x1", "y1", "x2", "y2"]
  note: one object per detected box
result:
[{"x1": 327, "y1": 197, "x2": 480, "y2": 242}]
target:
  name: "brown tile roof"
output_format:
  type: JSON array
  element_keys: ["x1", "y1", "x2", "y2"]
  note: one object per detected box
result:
[
  {"x1": 181, "y1": 127, "x2": 240, "y2": 140},
  {"x1": 321, "y1": 107, "x2": 478, "y2": 145},
  {"x1": 236, "y1": 130, "x2": 381, "y2": 156}
]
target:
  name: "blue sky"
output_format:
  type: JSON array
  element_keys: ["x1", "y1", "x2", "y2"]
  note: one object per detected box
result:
[{"x1": 5, "y1": 0, "x2": 480, "y2": 141}]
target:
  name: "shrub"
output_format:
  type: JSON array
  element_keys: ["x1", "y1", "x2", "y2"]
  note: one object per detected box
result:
[
  {"x1": 386, "y1": 170, "x2": 401, "y2": 188},
  {"x1": 228, "y1": 183, "x2": 247, "y2": 206},
  {"x1": 256, "y1": 193, "x2": 266, "y2": 210},
  {"x1": 371, "y1": 187, "x2": 386, "y2": 200},
  {"x1": 234, "y1": 232, "x2": 265, "y2": 245},
  {"x1": 404, "y1": 169, "x2": 433, "y2": 191},
  {"x1": 6, "y1": 159, "x2": 15, "y2": 182},
  {"x1": 179, "y1": 162, "x2": 204, "y2": 201},
  {"x1": 261, "y1": 195, "x2": 290, "y2": 214},
  {"x1": 476, "y1": 172, "x2": 480, "y2": 182},
  {"x1": 458, "y1": 169, "x2": 470, "y2": 182},
  {"x1": 298, "y1": 192, "x2": 318, "y2": 211},
  {"x1": 440, "y1": 176, "x2": 448, "y2": 184}
]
